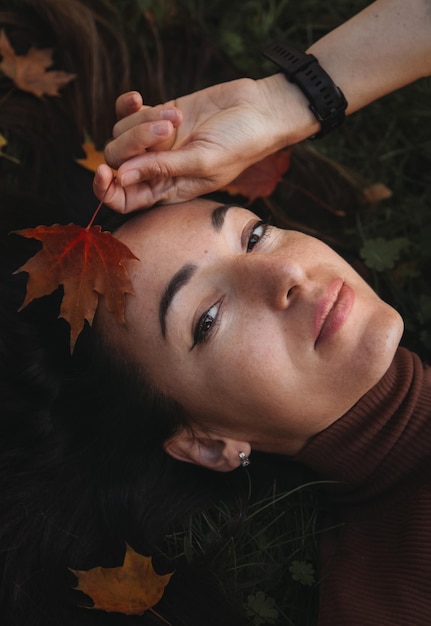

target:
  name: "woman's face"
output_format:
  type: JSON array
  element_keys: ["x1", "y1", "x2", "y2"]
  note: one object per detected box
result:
[{"x1": 112, "y1": 199, "x2": 403, "y2": 455}]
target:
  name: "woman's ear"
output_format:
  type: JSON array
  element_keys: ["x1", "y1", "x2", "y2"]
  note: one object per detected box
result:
[{"x1": 163, "y1": 429, "x2": 251, "y2": 472}]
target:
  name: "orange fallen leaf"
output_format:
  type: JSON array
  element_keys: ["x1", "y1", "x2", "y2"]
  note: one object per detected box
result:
[
  {"x1": 77, "y1": 142, "x2": 109, "y2": 173},
  {"x1": 14, "y1": 223, "x2": 138, "y2": 352},
  {"x1": 0, "y1": 131, "x2": 20, "y2": 164},
  {"x1": 0, "y1": 29, "x2": 75, "y2": 97},
  {"x1": 362, "y1": 182, "x2": 392, "y2": 204},
  {"x1": 70, "y1": 544, "x2": 173, "y2": 617},
  {"x1": 222, "y1": 149, "x2": 292, "y2": 202}
]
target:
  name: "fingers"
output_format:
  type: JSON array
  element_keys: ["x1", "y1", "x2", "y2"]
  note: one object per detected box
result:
[
  {"x1": 115, "y1": 147, "x2": 209, "y2": 188},
  {"x1": 94, "y1": 153, "x2": 210, "y2": 214},
  {"x1": 105, "y1": 119, "x2": 174, "y2": 170},
  {"x1": 115, "y1": 91, "x2": 143, "y2": 120},
  {"x1": 93, "y1": 164, "x2": 122, "y2": 205},
  {"x1": 112, "y1": 105, "x2": 182, "y2": 138},
  {"x1": 93, "y1": 164, "x2": 162, "y2": 213},
  {"x1": 93, "y1": 164, "x2": 134, "y2": 212},
  {"x1": 105, "y1": 107, "x2": 183, "y2": 170}
]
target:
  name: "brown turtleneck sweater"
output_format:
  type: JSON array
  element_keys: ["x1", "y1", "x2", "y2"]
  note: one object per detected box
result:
[{"x1": 294, "y1": 347, "x2": 431, "y2": 626}]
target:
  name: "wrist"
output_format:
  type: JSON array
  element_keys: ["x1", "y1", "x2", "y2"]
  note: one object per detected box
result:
[
  {"x1": 263, "y1": 43, "x2": 347, "y2": 139},
  {"x1": 257, "y1": 73, "x2": 321, "y2": 147}
]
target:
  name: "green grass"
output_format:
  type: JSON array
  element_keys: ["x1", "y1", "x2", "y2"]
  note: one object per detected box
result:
[{"x1": 162, "y1": 470, "x2": 324, "y2": 625}]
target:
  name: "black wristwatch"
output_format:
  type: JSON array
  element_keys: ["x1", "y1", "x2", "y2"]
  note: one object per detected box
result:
[{"x1": 263, "y1": 42, "x2": 348, "y2": 139}]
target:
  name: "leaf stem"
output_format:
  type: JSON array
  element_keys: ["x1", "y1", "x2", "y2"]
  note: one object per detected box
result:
[
  {"x1": 0, "y1": 86, "x2": 16, "y2": 109},
  {"x1": 282, "y1": 179, "x2": 346, "y2": 217},
  {"x1": 86, "y1": 177, "x2": 115, "y2": 230},
  {"x1": 0, "y1": 149, "x2": 20, "y2": 165},
  {"x1": 149, "y1": 608, "x2": 172, "y2": 625}
]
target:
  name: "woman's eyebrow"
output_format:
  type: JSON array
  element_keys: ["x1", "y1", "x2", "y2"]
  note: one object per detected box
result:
[
  {"x1": 159, "y1": 204, "x2": 238, "y2": 338},
  {"x1": 159, "y1": 264, "x2": 197, "y2": 337},
  {"x1": 211, "y1": 203, "x2": 237, "y2": 231}
]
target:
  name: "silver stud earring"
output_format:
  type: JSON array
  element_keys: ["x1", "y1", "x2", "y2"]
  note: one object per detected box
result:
[{"x1": 239, "y1": 452, "x2": 250, "y2": 467}]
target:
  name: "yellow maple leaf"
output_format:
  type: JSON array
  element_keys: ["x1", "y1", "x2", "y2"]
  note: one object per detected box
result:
[
  {"x1": 76, "y1": 142, "x2": 109, "y2": 173},
  {"x1": 70, "y1": 544, "x2": 173, "y2": 617},
  {"x1": 0, "y1": 29, "x2": 75, "y2": 97},
  {"x1": 0, "y1": 131, "x2": 20, "y2": 164}
]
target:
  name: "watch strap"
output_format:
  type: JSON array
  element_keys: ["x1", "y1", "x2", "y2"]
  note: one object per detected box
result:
[{"x1": 263, "y1": 41, "x2": 347, "y2": 139}]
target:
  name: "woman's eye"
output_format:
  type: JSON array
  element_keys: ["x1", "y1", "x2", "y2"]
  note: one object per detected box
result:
[
  {"x1": 192, "y1": 303, "x2": 220, "y2": 348},
  {"x1": 247, "y1": 221, "x2": 269, "y2": 252}
]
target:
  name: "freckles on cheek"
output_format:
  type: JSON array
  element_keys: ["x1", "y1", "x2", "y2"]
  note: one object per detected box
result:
[{"x1": 227, "y1": 331, "x2": 287, "y2": 386}]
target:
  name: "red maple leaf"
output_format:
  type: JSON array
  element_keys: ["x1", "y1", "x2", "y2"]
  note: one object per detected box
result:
[
  {"x1": 222, "y1": 149, "x2": 292, "y2": 202},
  {"x1": 14, "y1": 222, "x2": 138, "y2": 352},
  {"x1": 0, "y1": 29, "x2": 75, "y2": 97}
]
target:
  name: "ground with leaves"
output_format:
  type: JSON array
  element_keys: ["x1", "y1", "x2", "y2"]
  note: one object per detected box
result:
[
  {"x1": 72, "y1": 544, "x2": 173, "y2": 620},
  {"x1": 0, "y1": 1, "x2": 429, "y2": 625}
]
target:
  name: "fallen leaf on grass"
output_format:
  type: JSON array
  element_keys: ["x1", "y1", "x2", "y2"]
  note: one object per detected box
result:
[
  {"x1": 70, "y1": 544, "x2": 173, "y2": 617},
  {"x1": 0, "y1": 29, "x2": 75, "y2": 97},
  {"x1": 14, "y1": 223, "x2": 138, "y2": 351},
  {"x1": 222, "y1": 149, "x2": 292, "y2": 202},
  {"x1": 0, "y1": 131, "x2": 20, "y2": 164},
  {"x1": 244, "y1": 591, "x2": 279, "y2": 625},
  {"x1": 362, "y1": 182, "x2": 392, "y2": 204},
  {"x1": 289, "y1": 560, "x2": 315, "y2": 586},
  {"x1": 360, "y1": 236, "x2": 410, "y2": 271}
]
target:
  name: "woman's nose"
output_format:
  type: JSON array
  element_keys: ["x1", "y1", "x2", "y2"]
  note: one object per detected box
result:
[{"x1": 231, "y1": 252, "x2": 305, "y2": 309}]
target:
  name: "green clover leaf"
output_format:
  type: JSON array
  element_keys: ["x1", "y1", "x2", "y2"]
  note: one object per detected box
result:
[
  {"x1": 360, "y1": 237, "x2": 410, "y2": 271},
  {"x1": 289, "y1": 560, "x2": 315, "y2": 586},
  {"x1": 244, "y1": 591, "x2": 279, "y2": 625}
]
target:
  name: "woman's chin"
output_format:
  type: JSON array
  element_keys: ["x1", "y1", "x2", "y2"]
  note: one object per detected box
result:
[{"x1": 361, "y1": 306, "x2": 404, "y2": 391}]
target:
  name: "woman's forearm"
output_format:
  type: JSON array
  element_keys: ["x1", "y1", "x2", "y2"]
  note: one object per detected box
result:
[
  {"x1": 260, "y1": 0, "x2": 431, "y2": 145},
  {"x1": 307, "y1": 0, "x2": 431, "y2": 114},
  {"x1": 96, "y1": 0, "x2": 431, "y2": 211}
]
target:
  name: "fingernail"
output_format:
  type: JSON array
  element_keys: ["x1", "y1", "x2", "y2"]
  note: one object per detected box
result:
[
  {"x1": 126, "y1": 92, "x2": 140, "y2": 108},
  {"x1": 120, "y1": 170, "x2": 141, "y2": 186},
  {"x1": 160, "y1": 108, "x2": 179, "y2": 122},
  {"x1": 151, "y1": 121, "x2": 170, "y2": 136}
]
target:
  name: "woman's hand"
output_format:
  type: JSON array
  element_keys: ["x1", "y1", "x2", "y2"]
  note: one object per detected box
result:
[
  {"x1": 93, "y1": 76, "x2": 317, "y2": 213},
  {"x1": 94, "y1": 0, "x2": 431, "y2": 214}
]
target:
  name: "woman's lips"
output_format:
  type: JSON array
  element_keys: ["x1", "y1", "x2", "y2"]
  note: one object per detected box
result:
[{"x1": 314, "y1": 278, "x2": 355, "y2": 347}]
